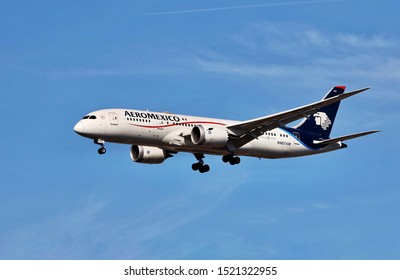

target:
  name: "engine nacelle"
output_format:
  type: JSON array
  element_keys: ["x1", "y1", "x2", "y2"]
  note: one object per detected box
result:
[
  {"x1": 130, "y1": 145, "x2": 171, "y2": 164},
  {"x1": 191, "y1": 125, "x2": 229, "y2": 147}
]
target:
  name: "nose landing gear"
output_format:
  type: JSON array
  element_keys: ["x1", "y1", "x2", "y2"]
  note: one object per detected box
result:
[{"x1": 95, "y1": 139, "x2": 106, "y2": 155}]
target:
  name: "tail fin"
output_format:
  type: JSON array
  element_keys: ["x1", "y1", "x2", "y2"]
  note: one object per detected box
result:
[{"x1": 295, "y1": 86, "x2": 345, "y2": 139}]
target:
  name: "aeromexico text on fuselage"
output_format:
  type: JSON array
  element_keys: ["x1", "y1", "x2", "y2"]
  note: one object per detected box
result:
[{"x1": 125, "y1": 110, "x2": 181, "y2": 122}]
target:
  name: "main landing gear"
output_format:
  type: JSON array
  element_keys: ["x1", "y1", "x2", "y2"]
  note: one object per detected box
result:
[
  {"x1": 222, "y1": 154, "x2": 241, "y2": 165},
  {"x1": 95, "y1": 139, "x2": 106, "y2": 155},
  {"x1": 192, "y1": 153, "x2": 210, "y2": 173},
  {"x1": 191, "y1": 153, "x2": 242, "y2": 173}
]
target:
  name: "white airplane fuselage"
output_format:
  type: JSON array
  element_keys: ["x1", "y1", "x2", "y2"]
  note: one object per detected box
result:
[
  {"x1": 73, "y1": 86, "x2": 378, "y2": 172},
  {"x1": 74, "y1": 108, "x2": 341, "y2": 159}
]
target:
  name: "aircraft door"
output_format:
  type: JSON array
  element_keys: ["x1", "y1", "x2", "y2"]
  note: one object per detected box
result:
[{"x1": 109, "y1": 112, "x2": 118, "y2": 126}]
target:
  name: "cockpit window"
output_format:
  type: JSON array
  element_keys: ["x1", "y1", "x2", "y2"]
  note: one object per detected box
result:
[{"x1": 82, "y1": 115, "x2": 97, "y2": 120}]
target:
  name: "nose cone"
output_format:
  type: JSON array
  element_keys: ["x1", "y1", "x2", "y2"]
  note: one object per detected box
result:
[{"x1": 74, "y1": 121, "x2": 84, "y2": 135}]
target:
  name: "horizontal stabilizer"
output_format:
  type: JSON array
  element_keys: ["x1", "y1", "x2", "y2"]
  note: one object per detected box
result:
[{"x1": 313, "y1": 130, "x2": 380, "y2": 146}]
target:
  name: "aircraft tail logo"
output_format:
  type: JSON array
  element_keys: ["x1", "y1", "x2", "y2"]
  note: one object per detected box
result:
[
  {"x1": 294, "y1": 86, "x2": 345, "y2": 138},
  {"x1": 313, "y1": 112, "x2": 331, "y2": 131}
]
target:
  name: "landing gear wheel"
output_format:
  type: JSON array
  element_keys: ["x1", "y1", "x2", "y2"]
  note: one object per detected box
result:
[
  {"x1": 98, "y1": 147, "x2": 106, "y2": 155},
  {"x1": 192, "y1": 163, "x2": 201, "y2": 171},
  {"x1": 222, "y1": 155, "x2": 230, "y2": 163},
  {"x1": 94, "y1": 139, "x2": 106, "y2": 155},
  {"x1": 199, "y1": 164, "x2": 210, "y2": 173},
  {"x1": 230, "y1": 156, "x2": 240, "y2": 165},
  {"x1": 192, "y1": 153, "x2": 210, "y2": 173},
  {"x1": 223, "y1": 155, "x2": 241, "y2": 165}
]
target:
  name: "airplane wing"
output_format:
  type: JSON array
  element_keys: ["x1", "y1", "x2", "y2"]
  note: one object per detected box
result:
[
  {"x1": 312, "y1": 130, "x2": 380, "y2": 146},
  {"x1": 227, "y1": 87, "x2": 371, "y2": 149}
]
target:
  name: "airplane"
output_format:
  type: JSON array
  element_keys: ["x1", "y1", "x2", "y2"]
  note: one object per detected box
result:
[{"x1": 73, "y1": 86, "x2": 379, "y2": 173}]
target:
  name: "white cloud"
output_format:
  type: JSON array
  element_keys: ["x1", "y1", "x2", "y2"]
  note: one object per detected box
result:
[
  {"x1": 312, "y1": 202, "x2": 335, "y2": 209},
  {"x1": 197, "y1": 21, "x2": 400, "y2": 86},
  {"x1": 197, "y1": 59, "x2": 292, "y2": 77}
]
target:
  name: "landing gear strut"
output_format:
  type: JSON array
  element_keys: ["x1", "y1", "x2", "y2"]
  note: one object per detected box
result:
[
  {"x1": 95, "y1": 139, "x2": 106, "y2": 155},
  {"x1": 192, "y1": 153, "x2": 210, "y2": 173},
  {"x1": 222, "y1": 154, "x2": 241, "y2": 165}
]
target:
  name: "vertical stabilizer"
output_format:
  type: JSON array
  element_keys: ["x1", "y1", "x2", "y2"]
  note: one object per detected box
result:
[{"x1": 294, "y1": 86, "x2": 345, "y2": 139}]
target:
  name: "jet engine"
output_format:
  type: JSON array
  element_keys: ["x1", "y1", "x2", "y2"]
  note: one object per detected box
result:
[
  {"x1": 130, "y1": 145, "x2": 172, "y2": 164},
  {"x1": 191, "y1": 125, "x2": 229, "y2": 147}
]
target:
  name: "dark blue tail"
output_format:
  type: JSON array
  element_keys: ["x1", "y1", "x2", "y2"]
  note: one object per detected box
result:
[{"x1": 295, "y1": 86, "x2": 345, "y2": 139}]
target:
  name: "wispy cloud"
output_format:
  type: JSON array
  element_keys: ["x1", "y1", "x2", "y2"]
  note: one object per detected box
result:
[
  {"x1": 230, "y1": 22, "x2": 396, "y2": 55},
  {"x1": 312, "y1": 202, "x2": 335, "y2": 209},
  {"x1": 90, "y1": 177, "x2": 244, "y2": 258},
  {"x1": 115, "y1": 174, "x2": 248, "y2": 259},
  {"x1": 194, "y1": 21, "x2": 400, "y2": 90},
  {"x1": 0, "y1": 195, "x2": 111, "y2": 259},
  {"x1": 25, "y1": 21, "x2": 400, "y2": 88},
  {"x1": 148, "y1": 0, "x2": 344, "y2": 16},
  {"x1": 18, "y1": 47, "x2": 194, "y2": 79},
  {"x1": 285, "y1": 201, "x2": 335, "y2": 213}
]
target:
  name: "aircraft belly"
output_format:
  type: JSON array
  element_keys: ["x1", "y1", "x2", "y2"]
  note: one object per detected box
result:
[{"x1": 236, "y1": 137, "x2": 314, "y2": 159}]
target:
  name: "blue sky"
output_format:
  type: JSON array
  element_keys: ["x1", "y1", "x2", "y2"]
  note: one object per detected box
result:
[{"x1": 0, "y1": 0, "x2": 399, "y2": 259}]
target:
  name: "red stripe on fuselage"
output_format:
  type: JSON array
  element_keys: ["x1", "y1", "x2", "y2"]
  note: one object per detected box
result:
[{"x1": 128, "y1": 121, "x2": 226, "y2": 129}]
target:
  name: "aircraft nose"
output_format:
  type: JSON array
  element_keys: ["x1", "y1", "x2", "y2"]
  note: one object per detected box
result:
[{"x1": 74, "y1": 121, "x2": 84, "y2": 135}]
